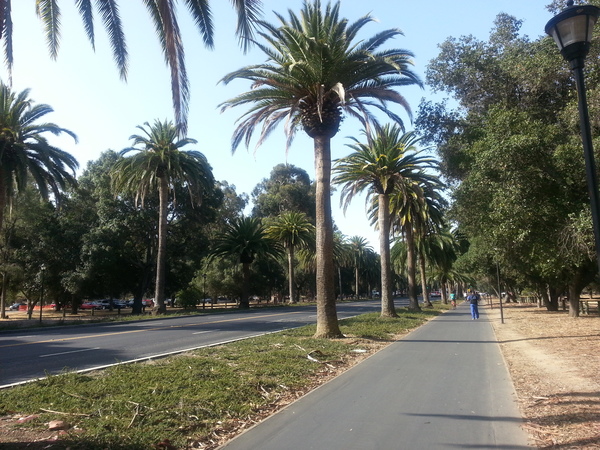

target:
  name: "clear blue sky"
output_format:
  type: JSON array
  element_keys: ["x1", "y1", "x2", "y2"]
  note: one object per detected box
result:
[{"x1": 0, "y1": 1, "x2": 555, "y2": 248}]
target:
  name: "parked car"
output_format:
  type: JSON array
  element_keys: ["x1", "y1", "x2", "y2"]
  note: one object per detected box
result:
[
  {"x1": 81, "y1": 301, "x2": 102, "y2": 310},
  {"x1": 9, "y1": 302, "x2": 26, "y2": 311},
  {"x1": 430, "y1": 291, "x2": 442, "y2": 298}
]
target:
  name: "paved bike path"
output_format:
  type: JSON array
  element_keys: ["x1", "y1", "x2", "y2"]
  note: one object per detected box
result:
[{"x1": 221, "y1": 304, "x2": 530, "y2": 449}]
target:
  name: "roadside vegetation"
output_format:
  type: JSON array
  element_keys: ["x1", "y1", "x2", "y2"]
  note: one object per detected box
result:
[{"x1": 0, "y1": 306, "x2": 444, "y2": 449}]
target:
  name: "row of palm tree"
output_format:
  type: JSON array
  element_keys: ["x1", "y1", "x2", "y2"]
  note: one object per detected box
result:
[{"x1": 0, "y1": 1, "x2": 462, "y2": 335}]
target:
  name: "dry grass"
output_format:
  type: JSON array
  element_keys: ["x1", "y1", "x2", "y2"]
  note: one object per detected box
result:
[{"x1": 490, "y1": 302, "x2": 600, "y2": 449}]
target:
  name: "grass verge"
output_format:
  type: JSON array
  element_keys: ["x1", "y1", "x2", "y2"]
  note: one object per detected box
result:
[{"x1": 0, "y1": 304, "x2": 445, "y2": 449}]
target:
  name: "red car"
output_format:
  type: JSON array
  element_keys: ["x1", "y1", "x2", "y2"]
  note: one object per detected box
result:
[{"x1": 81, "y1": 301, "x2": 102, "y2": 310}]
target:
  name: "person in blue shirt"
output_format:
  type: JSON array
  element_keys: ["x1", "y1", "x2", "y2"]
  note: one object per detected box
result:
[{"x1": 467, "y1": 290, "x2": 480, "y2": 319}]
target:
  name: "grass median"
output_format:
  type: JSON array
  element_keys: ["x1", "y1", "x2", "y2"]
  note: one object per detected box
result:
[{"x1": 0, "y1": 304, "x2": 446, "y2": 449}]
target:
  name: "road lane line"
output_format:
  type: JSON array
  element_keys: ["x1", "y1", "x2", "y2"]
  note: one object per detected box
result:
[{"x1": 40, "y1": 347, "x2": 101, "y2": 358}]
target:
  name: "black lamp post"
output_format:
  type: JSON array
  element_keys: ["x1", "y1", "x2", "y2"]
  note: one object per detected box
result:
[{"x1": 546, "y1": 1, "x2": 600, "y2": 271}]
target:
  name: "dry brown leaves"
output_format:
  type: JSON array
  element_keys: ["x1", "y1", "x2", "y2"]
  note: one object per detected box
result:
[{"x1": 490, "y1": 303, "x2": 600, "y2": 449}]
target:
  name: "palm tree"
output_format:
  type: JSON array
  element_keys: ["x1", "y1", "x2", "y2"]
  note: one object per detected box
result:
[
  {"x1": 210, "y1": 216, "x2": 282, "y2": 308},
  {"x1": 346, "y1": 236, "x2": 372, "y2": 301},
  {"x1": 0, "y1": 82, "x2": 78, "y2": 319},
  {"x1": 111, "y1": 119, "x2": 214, "y2": 314},
  {"x1": 413, "y1": 183, "x2": 446, "y2": 307},
  {"x1": 219, "y1": 0, "x2": 421, "y2": 338},
  {"x1": 389, "y1": 176, "x2": 443, "y2": 311},
  {"x1": 1, "y1": 1, "x2": 263, "y2": 134},
  {"x1": 334, "y1": 125, "x2": 435, "y2": 317},
  {"x1": 266, "y1": 211, "x2": 315, "y2": 303}
]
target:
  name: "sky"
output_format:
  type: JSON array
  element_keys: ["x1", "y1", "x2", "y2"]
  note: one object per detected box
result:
[{"x1": 0, "y1": 0, "x2": 558, "y2": 249}]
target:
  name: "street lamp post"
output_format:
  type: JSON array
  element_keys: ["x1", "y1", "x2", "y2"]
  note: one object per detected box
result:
[{"x1": 546, "y1": 1, "x2": 600, "y2": 271}]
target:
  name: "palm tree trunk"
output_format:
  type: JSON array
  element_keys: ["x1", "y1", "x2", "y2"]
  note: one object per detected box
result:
[
  {"x1": 288, "y1": 246, "x2": 296, "y2": 303},
  {"x1": 153, "y1": 176, "x2": 169, "y2": 315},
  {"x1": 241, "y1": 262, "x2": 251, "y2": 309},
  {"x1": 313, "y1": 135, "x2": 342, "y2": 338},
  {"x1": 405, "y1": 224, "x2": 420, "y2": 311},
  {"x1": 420, "y1": 253, "x2": 432, "y2": 307},
  {"x1": 354, "y1": 266, "x2": 359, "y2": 299},
  {"x1": 379, "y1": 194, "x2": 397, "y2": 317}
]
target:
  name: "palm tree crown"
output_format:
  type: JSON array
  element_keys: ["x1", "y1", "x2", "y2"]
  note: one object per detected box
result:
[
  {"x1": 0, "y1": 82, "x2": 78, "y2": 230},
  {"x1": 219, "y1": 0, "x2": 422, "y2": 150},
  {"x1": 1, "y1": 1, "x2": 264, "y2": 134},
  {"x1": 112, "y1": 119, "x2": 213, "y2": 206}
]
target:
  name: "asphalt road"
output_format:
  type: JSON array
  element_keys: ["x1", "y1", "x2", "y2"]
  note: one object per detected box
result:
[
  {"x1": 0, "y1": 299, "x2": 407, "y2": 388},
  {"x1": 221, "y1": 303, "x2": 530, "y2": 450}
]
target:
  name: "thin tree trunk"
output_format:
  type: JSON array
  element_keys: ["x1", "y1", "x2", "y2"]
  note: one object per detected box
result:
[
  {"x1": 0, "y1": 271, "x2": 7, "y2": 319},
  {"x1": 379, "y1": 194, "x2": 396, "y2": 317},
  {"x1": 354, "y1": 266, "x2": 360, "y2": 299},
  {"x1": 405, "y1": 224, "x2": 420, "y2": 311},
  {"x1": 313, "y1": 135, "x2": 342, "y2": 338},
  {"x1": 153, "y1": 176, "x2": 168, "y2": 315},
  {"x1": 288, "y1": 246, "x2": 296, "y2": 303}
]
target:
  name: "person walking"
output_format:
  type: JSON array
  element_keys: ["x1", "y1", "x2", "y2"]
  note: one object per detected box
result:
[
  {"x1": 450, "y1": 291, "x2": 457, "y2": 309},
  {"x1": 467, "y1": 290, "x2": 480, "y2": 319}
]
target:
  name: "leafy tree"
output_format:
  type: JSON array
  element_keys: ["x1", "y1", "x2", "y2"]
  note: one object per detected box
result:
[
  {"x1": 252, "y1": 164, "x2": 315, "y2": 221},
  {"x1": 266, "y1": 211, "x2": 315, "y2": 303},
  {"x1": 111, "y1": 119, "x2": 214, "y2": 314},
  {"x1": 209, "y1": 216, "x2": 282, "y2": 308},
  {"x1": 1, "y1": 1, "x2": 263, "y2": 134},
  {"x1": 219, "y1": 0, "x2": 421, "y2": 337},
  {"x1": 417, "y1": 10, "x2": 600, "y2": 315},
  {"x1": 0, "y1": 82, "x2": 78, "y2": 318},
  {"x1": 334, "y1": 125, "x2": 437, "y2": 317}
]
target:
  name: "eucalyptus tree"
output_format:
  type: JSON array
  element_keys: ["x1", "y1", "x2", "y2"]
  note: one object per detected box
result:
[
  {"x1": 334, "y1": 125, "x2": 436, "y2": 317},
  {"x1": 252, "y1": 164, "x2": 315, "y2": 221},
  {"x1": 0, "y1": 1, "x2": 263, "y2": 134},
  {"x1": 210, "y1": 216, "x2": 282, "y2": 308},
  {"x1": 219, "y1": 0, "x2": 421, "y2": 337},
  {"x1": 111, "y1": 119, "x2": 214, "y2": 314},
  {"x1": 0, "y1": 82, "x2": 78, "y2": 318},
  {"x1": 266, "y1": 211, "x2": 315, "y2": 303}
]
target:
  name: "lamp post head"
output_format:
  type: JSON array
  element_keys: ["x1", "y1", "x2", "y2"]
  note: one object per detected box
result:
[{"x1": 545, "y1": 1, "x2": 600, "y2": 67}]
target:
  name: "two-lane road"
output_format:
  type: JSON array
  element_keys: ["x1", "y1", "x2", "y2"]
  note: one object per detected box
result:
[{"x1": 0, "y1": 299, "x2": 408, "y2": 388}]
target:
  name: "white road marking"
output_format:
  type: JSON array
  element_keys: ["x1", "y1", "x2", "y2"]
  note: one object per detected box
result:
[{"x1": 40, "y1": 347, "x2": 101, "y2": 358}]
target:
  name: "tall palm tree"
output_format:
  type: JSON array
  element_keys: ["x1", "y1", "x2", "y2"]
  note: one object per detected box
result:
[
  {"x1": 210, "y1": 216, "x2": 282, "y2": 308},
  {"x1": 111, "y1": 119, "x2": 214, "y2": 314},
  {"x1": 334, "y1": 125, "x2": 435, "y2": 317},
  {"x1": 219, "y1": 0, "x2": 421, "y2": 338},
  {"x1": 0, "y1": 1, "x2": 263, "y2": 134},
  {"x1": 0, "y1": 82, "x2": 78, "y2": 319},
  {"x1": 266, "y1": 211, "x2": 315, "y2": 303}
]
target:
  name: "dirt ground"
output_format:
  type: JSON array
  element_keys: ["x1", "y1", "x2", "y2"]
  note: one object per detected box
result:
[
  {"x1": 1, "y1": 302, "x2": 599, "y2": 449},
  {"x1": 489, "y1": 302, "x2": 600, "y2": 449}
]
